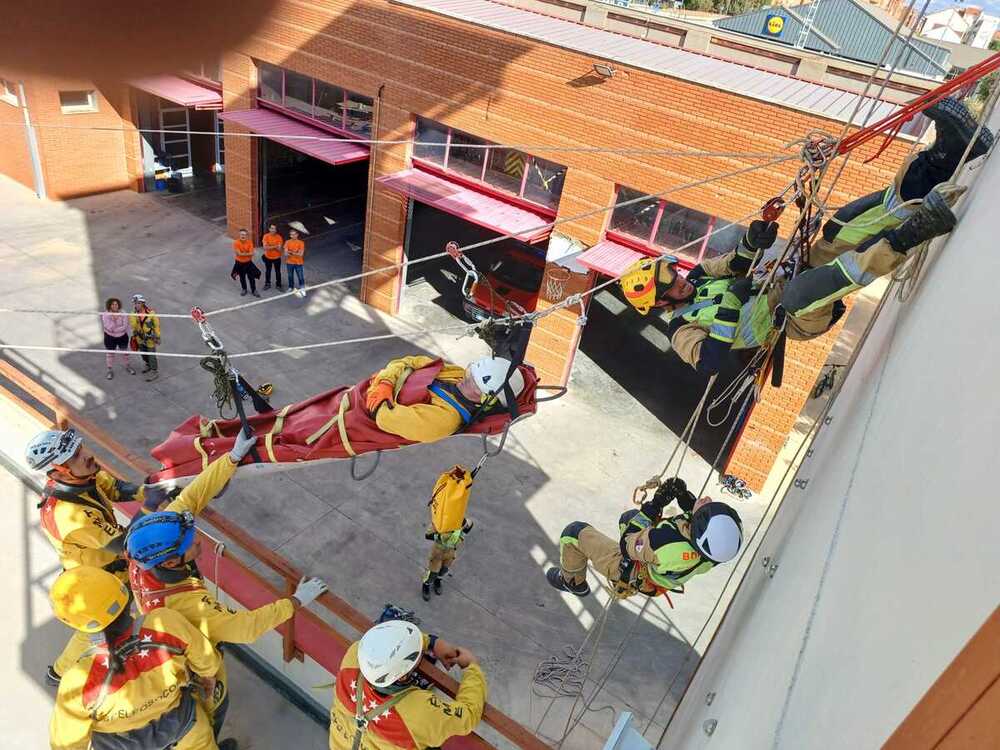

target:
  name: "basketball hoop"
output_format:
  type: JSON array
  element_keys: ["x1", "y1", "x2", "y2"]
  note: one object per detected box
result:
[{"x1": 542, "y1": 265, "x2": 572, "y2": 302}]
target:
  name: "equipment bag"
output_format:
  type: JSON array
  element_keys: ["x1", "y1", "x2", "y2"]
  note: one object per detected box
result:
[{"x1": 428, "y1": 465, "x2": 473, "y2": 534}]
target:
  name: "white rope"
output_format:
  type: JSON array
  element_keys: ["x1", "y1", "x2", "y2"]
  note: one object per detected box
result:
[
  {"x1": 0, "y1": 120, "x2": 790, "y2": 159},
  {"x1": 0, "y1": 323, "x2": 476, "y2": 361}
]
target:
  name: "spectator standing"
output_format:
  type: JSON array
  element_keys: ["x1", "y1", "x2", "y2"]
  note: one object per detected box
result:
[
  {"x1": 285, "y1": 229, "x2": 306, "y2": 298},
  {"x1": 232, "y1": 228, "x2": 261, "y2": 297},
  {"x1": 129, "y1": 294, "x2": 160, "y2": 382},
  {"x1": 261, "y1": 222, "x2": 284, "y2": 291},
  {"x1": 100, "y1": 297, "x2": 135, "y2": 380}
]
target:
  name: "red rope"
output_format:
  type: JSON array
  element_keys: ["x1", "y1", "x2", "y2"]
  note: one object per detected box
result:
[{"x1": 837, "y1": 52, "x2": 1000, "y2": 157}]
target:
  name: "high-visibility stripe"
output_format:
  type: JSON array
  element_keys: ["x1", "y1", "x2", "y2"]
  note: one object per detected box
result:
[
  {"x1": 710, "y1": 322, "x2": 736, "y2": 342},
  {"x1": 835, "y1": 255, "x2": 877, "y2": 286}
]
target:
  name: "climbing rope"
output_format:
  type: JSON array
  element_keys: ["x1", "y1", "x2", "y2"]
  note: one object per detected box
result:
[{"x1": 200, "y1": 357, "x2": 238, "y2": 419}]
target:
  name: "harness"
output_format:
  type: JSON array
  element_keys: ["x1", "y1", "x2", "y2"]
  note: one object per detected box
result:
[
  {"x1": 428, "y1": 382, "x2": 474, "y2": 425},
  {"x1": 78, "y1": 616, "x2": 186, "y2": 719},
  {"x1": 38, "y1": 481, "x2": 119, "y2": 541},
  {"x1": 350, "y1": 674, "x2": 416, "y2": 750}
]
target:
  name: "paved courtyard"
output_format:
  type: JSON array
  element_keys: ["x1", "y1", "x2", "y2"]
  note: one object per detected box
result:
[{"x1": 0, "y1": 176, "x2": 769, "y2": 749}]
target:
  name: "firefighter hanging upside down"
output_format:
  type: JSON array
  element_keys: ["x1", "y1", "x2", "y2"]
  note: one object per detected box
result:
[
  {"x1": 365, "y1": 355, "x2": 526, "y2": 442},
  {"x1": 620, "y1": 97, "x2": 993, "y2": 375},
  {"x1": 546, "y1": 478, "x2": 742, "y2": 597}
]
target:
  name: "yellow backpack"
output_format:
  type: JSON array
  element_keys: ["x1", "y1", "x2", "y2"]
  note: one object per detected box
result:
[{"x1": 429, "y1": 465, "x2": 473, "y2": 534}]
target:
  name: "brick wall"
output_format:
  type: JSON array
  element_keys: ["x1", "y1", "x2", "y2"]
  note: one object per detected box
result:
[
  {"x1": 223, "y1": 0, "x2": 913, "y2": 484},
  {"x1": 223, "y1": 53, "x2": 260, "y2": 239},
  {"x1": 20, "y1": 74, "x2": 133, "y2": 199},
  {"x1": 0, "y1": 71, "x2": 35, "y2": 192}
]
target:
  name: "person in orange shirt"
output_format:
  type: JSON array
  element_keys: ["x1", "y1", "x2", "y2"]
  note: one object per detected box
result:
[
  {"x1": 231, "y1": 228, "x2": 260, "y2": 297},
  {"x1": 261, "y1": 222, "x2": 284, "y2": 291},
  {"x1": 285, "y1": 229, "x2": 307, "y2": 298}
]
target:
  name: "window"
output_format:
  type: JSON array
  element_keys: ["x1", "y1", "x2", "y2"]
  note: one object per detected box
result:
[
  {"x1": 59, "y1": 90, "x2": 97, "y2": 114},
  {"x1": 284, "y1": 71, "x2": 313, "y2": 116},
  {"x1": 523, "y1": 156, "x2": 566, "y2": 211},
  {"x1": 255, "y1": 61, "x2": 372, "y2": 138},
  {"x1": 447, "y1": 130, "x2": 487, "y2": 179},
  {"x1": 609, "y1": 187, "x2": 660, "y2": 240},
  {"x1": 314, "y1": 81, "x2": 345, "y2": 126},
  {"x1": 413, "y1": 118, "x2": 448, "y2": 165},
  {"x1": 258, "y1": 63, "x2": 283, "y2": 105},
  {"x1": 185, "y1": 61, "x2": 221, "y2": 84},
  {"x1": 0, "y1": 78, "x2": 18, "y2": 107},
  {"x1": 344, "y1": 92, "x2": 373, "y2": 135},
  {"x1": 609, "y1": 184, "x2": 747, "y2": 263},
  {"x1": 411, "y1": 116, "x2": 566, "y2": 211}
]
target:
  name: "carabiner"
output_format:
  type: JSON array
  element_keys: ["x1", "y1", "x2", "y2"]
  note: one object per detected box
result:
[{"x1": 445, "y1": 241, "x2": 479, "y2": 300}]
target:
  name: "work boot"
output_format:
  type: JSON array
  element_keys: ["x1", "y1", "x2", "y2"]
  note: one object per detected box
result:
[
  {"x1": 462, "y1": 518, "x2": 475, "y2": 534},
  {"x1": 545, "y1": 567, "x2": 590, "y2": 597},
  {"x1": 240, "y1": 290, "x2": 248, "y2": 296},
  {"x1": 421, "y1": 581, "x2": 432, "y2": 602},
  {"x1": 923, "y1": 97, "x2": 994, "y2": 170},
  {"x1": 433, "y1": 577, "x2": 443, "y2": 596},
  {"x1": 218, "y1": 740, "x2": 239, "y2": 750},
  {"x1": 276, "y1": 284, "x2": 283, "y2": 291},
  {"x1": 145, "y1": 371, "x2": 159, "y2": 382},
  {"x1": 263, "y1": 283, "x2": 271, "y2": 290},
  {"x1": 126, "y1": 365, "x2": 136, "y2": 375},
  {"x1": 252, "y1": 291, "x2": 261, "y2": 298},
  {"x1": 44, "y1": 665, "x2": 60, "y2": 687},
  {"x1": 886, "y1": 188, "x2": 957, "y2": 253},
  {"x1": 106, "y1": 369, "x2": 113, "y2": 380}
]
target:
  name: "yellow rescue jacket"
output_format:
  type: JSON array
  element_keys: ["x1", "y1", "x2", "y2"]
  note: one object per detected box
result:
[
  {"x1": 131, "y1": 454, "x2": 295, "y2": 711},
  {"x1": 38, "y1": 470, "x2": 142, "y2": 571},
  {"x1": 328, "y1": 639, "x2": 487, "y2": 750},
  {"x1": 372, "y1": 356, "x2": 471, "y2": 443},
  {"x1": 49, "y1": 607, "x2": 220, "y2": 750}
]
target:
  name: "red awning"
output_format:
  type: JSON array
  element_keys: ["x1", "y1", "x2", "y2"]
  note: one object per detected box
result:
[
  {"x1": 129, "y1": 75, "x2": 222, "y2": 109},
  {"x1": 376, "y1": 168, "x2": 551, "y2": 243},
  {"x1": 218, "y1": 109, "x2": 369, "y2": 166},
  {"x1": 576, "y1": 239, "x2": 659, "y2": 278}
]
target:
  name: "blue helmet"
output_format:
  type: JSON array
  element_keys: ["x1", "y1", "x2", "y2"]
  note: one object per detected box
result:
[{"x1": 127, "y1": 511, "x2": 196, "y2": 569}]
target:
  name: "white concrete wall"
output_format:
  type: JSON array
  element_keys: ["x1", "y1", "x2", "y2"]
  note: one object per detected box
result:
[{"x1": 659, "y1": 132, "x2": 1000, "y2": 748}]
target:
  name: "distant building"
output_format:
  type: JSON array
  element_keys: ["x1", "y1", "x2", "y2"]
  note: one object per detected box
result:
[
  {"x1": 714, "y1": 0, "x2": 951, "y2": 78},
  {"x1": 921, "y1": 6, "x2": 1000, "y2": 49}
]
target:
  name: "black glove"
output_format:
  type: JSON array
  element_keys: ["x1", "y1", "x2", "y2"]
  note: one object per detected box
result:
[
  {"x1": 618, "y1": 557, "x2": 636, "y2": 585},
  {"x1": 729, "y1": 276, "x2": 754, "y2": 305},
  {"x1": 773, "y1": 303, "x2": 787, "y2": 331},
  {"x1": 743, "y1": 220, "x2": 779, "y2": 251},
  {"x1": 676, "y1": 489, "x2": 697, "y2": 513}
]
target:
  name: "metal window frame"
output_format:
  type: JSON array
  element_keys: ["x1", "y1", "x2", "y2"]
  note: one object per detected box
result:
[{"x1": 58, "y1": 89, "x2": 98, "y2": 114}]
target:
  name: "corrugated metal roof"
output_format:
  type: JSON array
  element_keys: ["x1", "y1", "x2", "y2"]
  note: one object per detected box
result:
[
  {"x1": 576, "y1": 239, "x2": 655, "y2": 277},
  {"x1": 376, "y1": 168, "x2": 552, "y2": 242},
  {"x1": 218, "y1": 109, "x2": 370, "y2": 166},
  {"x1": 129, "y1": 75, "x2": 222, "y2": 109},
  {"x1": 714, "y1": 0, "x2": 950, "y2": 78},
  {"x1": 393, "y1": 0, "x2": 902, "y2": 126}
]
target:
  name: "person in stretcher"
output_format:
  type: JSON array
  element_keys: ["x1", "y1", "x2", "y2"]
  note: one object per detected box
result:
[{"x1": 147, "y1": 354, "x2": 532, "y2": 485}]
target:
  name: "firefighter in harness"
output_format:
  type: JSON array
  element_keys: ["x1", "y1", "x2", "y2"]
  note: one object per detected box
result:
[
  {"x1": 48, "y1": 566, "x2": 223, "y2": 750},
  {"x1": 126, "y1": 430, "x2": 329, "y2": 745},
  {"x1": 546, "y1": 478, "x2": 742, "y2": 598},
  {"x1": 620, "y1": 97, "x2": 993, "y2": 375},
  {"x1": 328, "y1": 620, "x2": 486, "y2": 750},
  {"x1": 25, "y1": 428, "x2": 145, "y2": 686}
]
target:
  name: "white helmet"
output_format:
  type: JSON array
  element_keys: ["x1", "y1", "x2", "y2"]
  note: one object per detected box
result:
[
  {"x1": 25, "y1": 429, "x2": 82, "y2": 471},
  {"x1": 468, "y1": 357, "x2": 525, "y2": 406},
  {"x1": 690, "y1": 502, "x2": 742, "y2": 564},
  {"x1": 357, "y1": 620, "x2": 424, "y2": 687},
  {"x1": 131, "y1": 293, "x2": 147, "y2": 306}
]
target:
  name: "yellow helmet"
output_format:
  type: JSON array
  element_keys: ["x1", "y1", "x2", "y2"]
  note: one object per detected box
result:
[
  {"x1": 50, "y1": 566, "x2": 130, "y2": 633},
  {"x1": 619, "y1": 257, "x2": 678, "y2": 315}
]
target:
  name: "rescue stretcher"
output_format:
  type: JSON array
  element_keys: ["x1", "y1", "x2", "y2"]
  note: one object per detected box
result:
[{"x1": 146, "y1": 359, "x2": 540, "y2": 487}]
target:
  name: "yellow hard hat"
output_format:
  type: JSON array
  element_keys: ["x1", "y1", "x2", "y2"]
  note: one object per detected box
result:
[
  {"x1": 50, "y1": 566, "x2": 130, "y2": 633},
  {"x1": 619, "y1": 257, "x2": 677, "y2": 315}
]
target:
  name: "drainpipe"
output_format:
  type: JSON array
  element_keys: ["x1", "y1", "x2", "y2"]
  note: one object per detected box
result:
[{"x1": 18, "y1": 82, "x2": 46, "y2": 199}]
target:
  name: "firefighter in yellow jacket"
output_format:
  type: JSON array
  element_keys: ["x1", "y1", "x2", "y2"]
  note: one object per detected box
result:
[
  {"x1": 25, "y1": 427, "x2": 145, "y2": 685},
  {"x1": 329, "y1": 620, "x2": 486, "y2": 750},
  {"x1": 364, "y1": 355, "x2": 526, "y2": 442},
  {"x1": 127, "y1": 429, "x2": 330, "y2": 741},
  {"x1": 48, "y1": 566, "x2": 223, "y2": 750}
]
